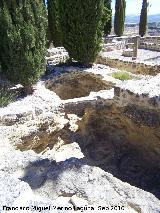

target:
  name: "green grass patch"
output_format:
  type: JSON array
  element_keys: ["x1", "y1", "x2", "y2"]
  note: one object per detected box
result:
[
  {"x1": 0, "y1": 86, "x2": 17, "y2": 107},
  {"x1": 112, "y1": 72, "x2": 133, "y2": 81}
]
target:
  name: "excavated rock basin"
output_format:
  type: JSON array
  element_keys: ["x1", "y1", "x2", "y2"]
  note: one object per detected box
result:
[
  {"x1": 45, "y1": 71, "x2": 114, "y2": 100},
  {"x1": 16, "y1": 69, "x2": 160, "y2": 200},
  {"x1": 74, "y1": 105, "x2": 160, "y2": 199},
  {"x1": 17, "y1": 102, "x2": 160, "y2": 200}
]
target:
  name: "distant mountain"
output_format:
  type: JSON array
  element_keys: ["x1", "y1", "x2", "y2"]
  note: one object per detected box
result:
[{"x1": 124, "y1": 14, "x2": 160, "y2": 24}]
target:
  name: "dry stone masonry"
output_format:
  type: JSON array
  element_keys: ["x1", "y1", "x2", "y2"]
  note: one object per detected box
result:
[
  {"x1": 139, "y1": 36, "x2": 160, "y2": 51},
  {"x1": 100, "y1": 36, "x2": 160, "y2": 75}
]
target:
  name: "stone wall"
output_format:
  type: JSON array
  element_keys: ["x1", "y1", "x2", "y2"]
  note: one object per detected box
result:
[
  {"x1": 46, "y1": 47, "x2": 69, "y2": 66},
  {"x1": 97, "y1": 54, "x2": 160, "y2": 75},
  {"x1": 104, "y1": 36, "x2": 160, "y2": 52},
  {"x1": 114, "y1": 86, "x2": 160, "y2": 112},
  {"x1": 103, "y1": 36, "x2": 130, "y2": 51},
  {"x1": 139, "y1": 36, "x2": 160, "y2": 51}
]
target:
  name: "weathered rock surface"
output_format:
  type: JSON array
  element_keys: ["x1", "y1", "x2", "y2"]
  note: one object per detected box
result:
[
  {"x1": 75, "y1": 106, "x2": 160, "y2": 198},
  {"x1": 0, "y1": 149, "x2": 160, "y2": 213},
  {"x1": 0, "y1": 64, "x2": 160, "y2": 212}
]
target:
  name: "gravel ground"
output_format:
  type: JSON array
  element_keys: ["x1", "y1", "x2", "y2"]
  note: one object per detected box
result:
[
  {"x1": 117, "y1": 73, "x2": 160, "y2": 98},
  {"x1": 101, "y1": 49, "x2": 160, "y2": 64}
]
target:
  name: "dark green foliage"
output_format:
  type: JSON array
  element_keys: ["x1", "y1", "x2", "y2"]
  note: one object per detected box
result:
[
  {"x1": 104, "y1": 0, "x2": 112, "y2": 35},
  {"x1": 0, "y1": 85, "x2": 17, "y2": 107},
  {"x1": 114, "y1": 0, "x2": 126, "y2": 36},
  {"x1": 58, "y1": 0, "x2": 108, "y2": 65},
  {"x1": 0, "y1": 0, "x2": 47, "y2": 87},
  {"x1": 48, "y1": 0, "x2": 62, "y2": 46},
  {"x1": 139, "y1": 0, "x2": 148, "y2": 37}
]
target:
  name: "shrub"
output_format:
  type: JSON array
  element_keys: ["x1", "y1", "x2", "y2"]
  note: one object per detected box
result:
[
  {"x1": 58, "y1": 0, "x2": 108, "y2": 66},
  {"x1": 112, "y1": 71, "x2": 133, "y2": 80},
  {"x1": 0, "y1": 85, "x2": 17, "y2": 107},
  {"x1": 0, "y1": 0, "x2": 47, "y2": 92}
]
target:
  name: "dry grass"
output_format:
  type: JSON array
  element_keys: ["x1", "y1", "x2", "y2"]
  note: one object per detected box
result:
[{"x1": 112, "y1": 72, "x2": 133, "y2": 80}]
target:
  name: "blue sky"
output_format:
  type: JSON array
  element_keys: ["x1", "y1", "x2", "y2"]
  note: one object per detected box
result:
[{"x1": 112, "y1": 0, "x2": 159, "y2": 15}]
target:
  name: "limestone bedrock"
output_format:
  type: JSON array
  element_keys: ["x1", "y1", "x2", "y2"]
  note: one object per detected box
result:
[{"x1": 0, "y1": 64, "x2": 160, "y2": 213}]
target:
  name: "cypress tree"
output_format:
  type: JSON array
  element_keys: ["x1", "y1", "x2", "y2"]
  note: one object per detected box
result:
[
  {"x1": 58, "y1": 0, "x2": 108, "y2": 66},
  {"x1": 104, "y1": 0, "x2": 112, "y2": 36},
  {"x1": 48, "y1": 0, "x2": 62, "y2": 47},
  {"x1": 114, "y1": 0, "x2": 126, "y2": 37},
  {"x1": 139, "y1": 0, "x2": 148, "y2": 37},
  {"x1": 0, "y1": 0, "x2": 47, "y2": 93}
]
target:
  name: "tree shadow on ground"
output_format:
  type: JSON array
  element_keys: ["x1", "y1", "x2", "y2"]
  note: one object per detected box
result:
[{"x1": 20, "y1": 157, "x2": 85, "y2": 190}]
